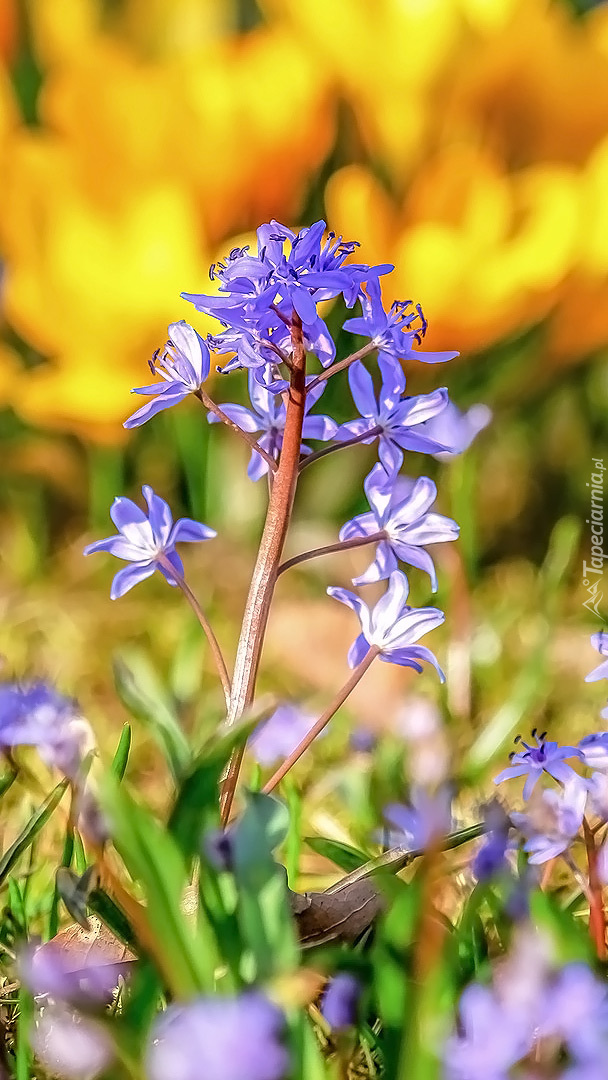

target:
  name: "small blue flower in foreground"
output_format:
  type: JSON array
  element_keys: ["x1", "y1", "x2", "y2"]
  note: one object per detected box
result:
[
  {"x1": 343, "y1": 278, "x2": 458, "y2": 366},
  {"x1": 338, "y1": 357, "x2": 450, "y2": 475},
  {"x1": 328, "y1": 569, "x2": 445, "y2": 677},
  {"x1": 146, "y1": 992, "x2": 288, "y2": 1080},
  {"x1": 32, "y1": 1005, "x2": 114, "y2": 1080},
  {"x1": 472, "y1": 801, "x2": 511, "y2": 881},
  {"x1": 250, "y1": 704, "x2": 322, "y2": 766},
  {"x1": 586, "y1": 631, "x2": 608, "y2": 683},
  {"x1": 444, "y1": 982, "x2": 530, "y2": 1080},
  {"x1": 21, "y1": 941, "x2": 122, "y2": 1005},
  {"x1": 339, "y1": 462, "x2": 459, "y2": 589},
  {"x1": 383, "y1": 785, "x2": 452, "y2": 848},
  {"x1": 84, "y1": 485, "x2": 216, "y2": 598},
  {"x1": 124, "y1": 321, "x2": 211, "y2": 429},
  {"x1": 493, "y1": 729, "x2": 582, "y2": 801},
  {"x1": 510, "y1": 776, "x2": 587, "y2": 864},
  {"x1": 0, "y1": 681, "x2": 93, "y2": 777},
  {"x1": 320, "y1": 973, "x2": 361, "y2": 1031}
]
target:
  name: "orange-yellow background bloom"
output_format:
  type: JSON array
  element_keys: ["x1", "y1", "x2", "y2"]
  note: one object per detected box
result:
[{"x1": 0, "y1": 0, "x2": 607, "y2": 442}]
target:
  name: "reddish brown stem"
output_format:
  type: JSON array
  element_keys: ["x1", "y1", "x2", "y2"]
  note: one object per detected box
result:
[
  {"x1": 583, "y1": 817, "x2": 606, "y2": 960},
  {"x1": 262, "y1": 647, "x2": 379, "y2": 794},
  {"x1": 277, "y1": 531, "x2": 385, "y2": 577},
  {"x1": 219, "y1": 315, "x2": 308, "y2": 823}
]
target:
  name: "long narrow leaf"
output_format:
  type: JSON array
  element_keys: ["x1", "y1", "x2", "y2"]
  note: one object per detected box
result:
[
  {"x1": 102, "y1": 778, "x2": 211, "y2": 997},
  {"x1": 0, "y1": 779, "x2": 68, "y2": 886},
  {"x1": 111, "y1": 723, "x2": 132, "y2": 782},
  {"x1": 113, "y1": 652, "x2": 190, "y2": 781}
]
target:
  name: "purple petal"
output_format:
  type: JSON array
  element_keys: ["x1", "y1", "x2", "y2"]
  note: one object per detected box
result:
[
  {"x1": 124, "y1": 389, "x2": 189, "y2": 428},
  {"x1": 302, "y1": 414, "x2": 338, "y2": 441},
  {"x1": 347, "y1": 633, "x2": 370, "y2": 668},
  {"x1": 384, "y1": 644, "x2": 445, "y2": 680},
  {"x1": 168, "y1": 320, "x2": 210, "y2": 383},
  {"x1": 390, "y1": 476, "x2": 437, "y2": 524},
  {"x1": 209, "y1": 402, "x2": 263, "y2": 433},
  {"x1": 493, "y1": 764, "x2": 531, "y2": 786},
  {"x1": 110, "y1": 562, "x2": 156, "y2": 599},
  {"x1": 170, "y1": 518, "x2": 217, "y2": 544},
  {"x1": 398, "y1": 388, "x2": 449, "y2": 426},
  {"x1": 290, "y1": 284, "x2": 318, "y2": 324},
  {"x1": 352, "y1": 541, "x2": 397, "y2": 586},
  {"x1": 327, "y1": 586, "x2": 371, "y2": 639},
  {"x1": 142, "y1": 486, "x2": 173, "y2": 546},
  {"x1": 370, "y1": 571, "x2": 409, "y2": 636},
  {"x1": 348, "y1": 362, "x2": 377, "y2": 419},
  {"x1": 378, "y1": 355, "x2": 406, "y2": 410},
  {"x1": 109, "y1": 496, "x2": 147, "y2": 532},
  {"x1": 522, "y1": 771, "x2": 542, "y2": 801},
  {"x1": 363, "y1": 462, "x2": 394, "y2": 522},
  {"x1": 378, "y1": 437, "x2": 404, "y2": 475},
  {"x1": 387, "y1": 605, "x2": 445, "y2": 647},
  {"x1": 391, "y1": 543, "x2": 438, "y2": 590},
  {"x1": 157, "y1": 549, "x2": 184, "y2": 585}
]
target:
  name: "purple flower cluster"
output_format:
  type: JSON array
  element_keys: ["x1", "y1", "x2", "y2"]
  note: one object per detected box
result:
[
  {"x1": 183, "y1": 220, "x2": 393, "y2": 375},
  {"x1": 146, "y1": 992, "x2": 288, "y2": 1080},
  {"x1": 0, "y1": 681, "x2": 93, "y2": 778},
  {"x1": 445, "y1": 950, "x2": 608, "y2": 1079},
  {"x1": 490, "y1": 633, "x2": 608, "y2": 877}
]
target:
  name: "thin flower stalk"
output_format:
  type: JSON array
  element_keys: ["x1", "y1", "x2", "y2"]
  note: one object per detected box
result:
[
  {"x1": 306, "y1": 341, "x2": 379, "y2": 393},
  {"x1": 263, "y1": 646, "x2": 380, "y2": 794},
  {"x1": 298, "y1": 425, "x2": 383, "y2": 473},
  {"x1": 195, "y1": 388, "x2": 278, "y2": 473},
  {"x1": 219, "y1": 315, "x2": 308, "y2": 823},
  {"x1": 277, "y1": 532, "x2": 386, "y2": 577},
  {"x1": 157, "y1": 555, "x2": 232, "y2": 708},
  {"x1": 583, "y1": 816, "x2": 607, "y2": 961}
]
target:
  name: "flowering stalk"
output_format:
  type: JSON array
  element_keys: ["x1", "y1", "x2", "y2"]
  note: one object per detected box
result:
[
  {"x1": 219, "y1": 315, "x2": 308, "y2": 823},
  {"x1": 277, "y1": 532, "x2": 385, "y2": 577},
  {"x1": 583, "y1": 816, "x2": 607, "y2": 960},
  {"x1": 262, "y1": 646, "x2": 380, "y2": 794}
]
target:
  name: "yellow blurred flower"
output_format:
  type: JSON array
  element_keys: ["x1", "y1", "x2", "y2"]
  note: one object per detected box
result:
[{"x1": 1, "y1": 0, "x2": 608, "y2": 441}]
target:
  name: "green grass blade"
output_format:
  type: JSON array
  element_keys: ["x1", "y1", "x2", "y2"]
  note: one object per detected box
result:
[
  {"x1": 111, "y1": 723, "x2": 132, "y2": 782},
  {"x1": 0, "y1": 779, "x2": 68, "y2": 886}
]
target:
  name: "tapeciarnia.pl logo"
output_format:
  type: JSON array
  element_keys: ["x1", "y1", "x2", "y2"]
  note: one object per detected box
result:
[{"x1": 582, "y1": 457, "x2": 606, "y2": 619}]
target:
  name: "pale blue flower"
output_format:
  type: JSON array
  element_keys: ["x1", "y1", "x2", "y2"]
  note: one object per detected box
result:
[
  {"x1": 328, "y1": 570, "x2": 445, "y2": 677},
  {"x1": 510, "y1": 776, "x2": 588, "y2": 864},
  {"x1": 586, "y1": 631, "x2": 608, "y2": 683},
  {"x1": 493, "y1": 730, "x2": 582, "y2": 800},
  {"x1": 124, "y1": 321, "x2": 211, "y2": 428},
  {"x1": 84, "y1": 485, "x2": 215, "y2": 598},
  {"x1": 339, "y1": 462, "x2": 459, "y2": 589},
  {"x1": 338, "y1": 357, "x2": 450, "y2": 475},
  {"x1": 383, "y1": 785, "x2": 452, "y2": 849},
  {"x1": 146, "y1": 992, "x2": 288, "y2": 1080}
]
